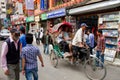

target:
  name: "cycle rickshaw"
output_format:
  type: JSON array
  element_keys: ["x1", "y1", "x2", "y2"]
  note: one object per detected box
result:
[{"x1": 49, "y1": 22, "x2": 107, "y2": 80}]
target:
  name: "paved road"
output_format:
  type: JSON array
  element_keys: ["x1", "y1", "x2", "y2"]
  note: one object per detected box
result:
[{"x1": 0, "y1": 40, "x2": 120, "y2": 80}]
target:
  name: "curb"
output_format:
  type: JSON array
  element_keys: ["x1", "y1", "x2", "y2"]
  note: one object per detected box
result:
[{"x1": 105, "y1": 61, "x2": 120, "y2": 67}]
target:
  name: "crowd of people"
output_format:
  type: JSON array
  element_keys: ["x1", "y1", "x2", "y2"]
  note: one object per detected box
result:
[{"x1": 0, "y1": 22, "x2": 105, "y2": 80}]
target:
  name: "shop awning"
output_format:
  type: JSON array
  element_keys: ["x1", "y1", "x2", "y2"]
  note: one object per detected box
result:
[{"x1": 69, "y1": 0, "x2": 120, "y2": 15}]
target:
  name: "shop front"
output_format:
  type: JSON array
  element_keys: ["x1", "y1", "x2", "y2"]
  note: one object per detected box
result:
[
  {"x1": 46, "y1": 8, "x2": 66, "y2": 30},
  {"x1": 68, "y1": 0, "x2": 120, "y2": 61},
  {"x1": 26, "y1": 16, "x2": 35, "y2": 33}
]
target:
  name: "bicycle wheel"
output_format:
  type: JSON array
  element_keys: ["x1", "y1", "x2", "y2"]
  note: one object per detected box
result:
[
  {"x1": 50, "y1": 50, "x2": 58, "y2": 68},
  {"x1": 84, "y1": 57, "x2": 106, "y2": 80}
]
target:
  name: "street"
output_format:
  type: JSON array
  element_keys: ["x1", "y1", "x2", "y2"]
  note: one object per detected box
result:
[{"x1": 0, "y1": 40, "x2": 120, "y2": 80}]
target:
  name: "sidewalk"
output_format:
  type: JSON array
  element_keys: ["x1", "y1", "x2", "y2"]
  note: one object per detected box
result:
[{"x1": 106, "y1": 58, "x2": 120, "y2": 67}]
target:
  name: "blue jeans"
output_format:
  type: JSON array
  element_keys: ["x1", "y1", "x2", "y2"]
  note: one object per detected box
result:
[
  {"x1": 25, "y1": 68, "x2": 38, "y2": 80},
  {"x1": 96, "y1": 51, "x2": 104, "y2": 67},
  {"x1": 44, "y1": 44, "x2": 49, "y2": 54}
]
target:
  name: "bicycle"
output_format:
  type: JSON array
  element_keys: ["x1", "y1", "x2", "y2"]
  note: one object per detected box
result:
[{"x1": 84, "y1": 49, "x2": 107, "y2": 80}]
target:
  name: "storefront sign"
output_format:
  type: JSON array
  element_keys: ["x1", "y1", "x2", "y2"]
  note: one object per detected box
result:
[
  {"x1": 26, "y1": 16, "x2": 34, "y2": 22},
  {"x1": 47, "y1": 8, "x2": 66, "y2": 19},
  {"x1": 35, "y1": 16, "x2": 40, "y2": 22},
  {"x1": 41, "y1": 13, "x2": 47, "y2": 20}
]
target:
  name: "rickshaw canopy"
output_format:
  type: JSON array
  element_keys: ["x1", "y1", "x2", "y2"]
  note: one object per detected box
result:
[{"x1": 51, "y1": 22, "x2": 72, "y2": 33}]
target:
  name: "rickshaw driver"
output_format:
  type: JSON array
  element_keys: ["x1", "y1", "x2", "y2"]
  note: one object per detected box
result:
[{"x1": 71, "y1": 23, "x2": 88, "y2": 64}]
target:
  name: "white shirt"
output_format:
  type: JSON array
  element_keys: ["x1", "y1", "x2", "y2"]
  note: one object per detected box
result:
[
  {"x1": 72, "y1": 28, "x2": 85, "y2": 46},
  {"x1": 40, "y1": 32, "x2": 43, "y2": 38}
]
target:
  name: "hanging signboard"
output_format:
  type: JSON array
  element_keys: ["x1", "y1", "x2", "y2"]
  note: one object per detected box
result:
[
  {"x1": 26, "y1": 16, "x2": 34, "y2": 23},
  {"x1": 35, "y1": 16, "x2": 40, "y2": 22},
  {"x1": 47, "y1": 8, "x2": 66, "y2": 19}
]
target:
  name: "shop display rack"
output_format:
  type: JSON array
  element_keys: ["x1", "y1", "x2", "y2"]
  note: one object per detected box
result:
[{"x1": 98, "y1": 12, "x2": 120, "y2": 61}]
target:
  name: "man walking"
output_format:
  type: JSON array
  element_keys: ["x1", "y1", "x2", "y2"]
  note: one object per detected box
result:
[
  {"x1": 42, "y1": 30, "x2": 53, "y2": 54},
  {"x1": 87, "y1": 29, "x2": 95, "y2": 54},
  {"x1": 35, "y1": 29, "x2": 40, "y2": 45},
  {"x1": 1, "y1": 28, "x2": 21, "y2": 80},
  {"x1": 96, "y1": 30, "x2": 105, "y2": 67},
  {"x1": 21, "y1": 33, "x2": 44, "y2": 80},
  {"x1": 19, "y1": 27, "x2": 27, "y2": 71}
]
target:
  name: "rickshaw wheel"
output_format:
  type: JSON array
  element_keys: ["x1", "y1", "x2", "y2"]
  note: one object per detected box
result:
[
  {"x1": 50, "y1": 50, "x2": 58, "y2": 68},
  {"x1": 84, "y1": 57, "x2": 106, "y2": 80}
]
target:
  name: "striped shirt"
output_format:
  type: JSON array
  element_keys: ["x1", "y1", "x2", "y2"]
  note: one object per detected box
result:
[{"x1": 21, "y1": 44, "x2": 41, "y2": 69}]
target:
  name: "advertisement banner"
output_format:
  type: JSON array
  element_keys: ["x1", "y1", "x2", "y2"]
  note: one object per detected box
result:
[
  {"x1": 40, "y1": 0, "x2": 45, "y2": 10},
  {"x1": 17, "y1": 2, "x2": 23, "y2": 14},
  {"x1": 25, "y1": 0, "x2": 34, "y2": 10}
]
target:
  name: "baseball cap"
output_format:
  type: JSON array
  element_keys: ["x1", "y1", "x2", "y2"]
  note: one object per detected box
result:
[{"x1": 80, "y1": 23, "x2": 88, "y2": 27}]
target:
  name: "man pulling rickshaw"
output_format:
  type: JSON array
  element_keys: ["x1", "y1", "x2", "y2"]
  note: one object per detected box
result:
[{"x1": 49, "y1": 22, "x2": 106, "y2": 80}]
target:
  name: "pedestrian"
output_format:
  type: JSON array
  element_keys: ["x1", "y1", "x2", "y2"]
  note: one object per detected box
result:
[
  {"x1": 96, "y1": 30, "x2": 105, "y2": 67},
  {"x1": 42, "y1": 30, "x2": 53, "y2": 54},
  {"x1": 1, "y1": 28, "x2": 21, "y2": 80},
  {"x1": 21, "y1": 33, "x2": 44, "y2": 80},
  {"x1": 35, "y1": 29, "x2": 40, "y2": 45},
  {"x1": 19, "y1": 26, "x2": 27, "y2": 72},
  {"x1": 40, "y1": 29, "x2": 43, "y2": 41},
  {"x1": 40, "y1": 27, "x2": 44, "y2": 33},
  {"x1": 87, "y1": 29, "x2": 95, "y2": 54}
]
